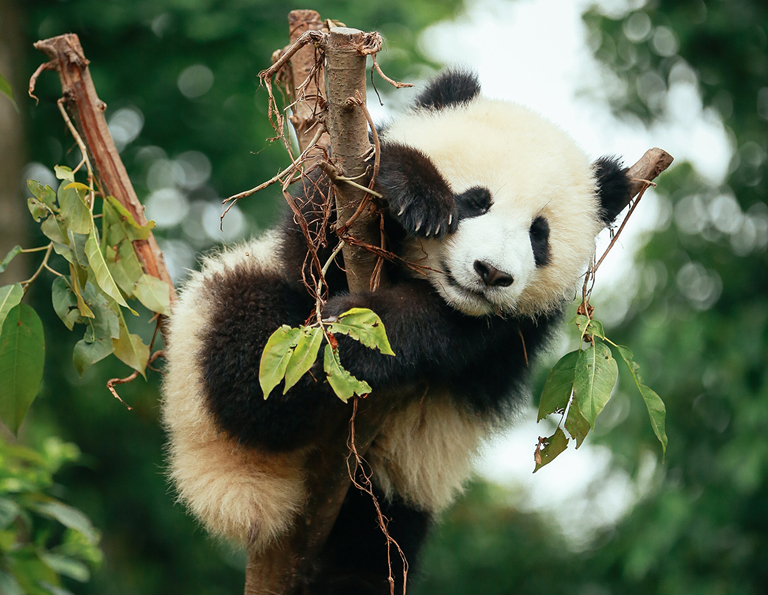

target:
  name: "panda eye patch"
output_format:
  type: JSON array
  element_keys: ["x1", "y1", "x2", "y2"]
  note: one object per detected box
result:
[
  {"x1": 529, "y1": 216, "x2": 551, "y2": 267},
  {"x1": 455, "y1": 186, "x2": 492, "y2": 220}
]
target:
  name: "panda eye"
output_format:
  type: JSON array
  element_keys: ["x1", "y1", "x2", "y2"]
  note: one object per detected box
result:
[
  {"x1": 455, "y1": 186, "x2": 492, "y2": 220},
  {"x1": 529, "y1": 216, "x2": 551, "y2": 267}
]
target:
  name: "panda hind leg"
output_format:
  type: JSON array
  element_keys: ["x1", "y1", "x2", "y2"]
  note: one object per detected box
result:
[{"x1": 308, "y1": 480, "x2": 432, "y2": 595}]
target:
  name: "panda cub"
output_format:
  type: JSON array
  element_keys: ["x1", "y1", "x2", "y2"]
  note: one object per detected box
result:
[{"x1": 162, "y1": 71, "x2": 631, "y2": 591}]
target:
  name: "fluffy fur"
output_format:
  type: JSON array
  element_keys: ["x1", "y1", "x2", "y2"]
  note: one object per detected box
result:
[{"x1": 162, "y1": 70, "x2": 631, "y2": 593}]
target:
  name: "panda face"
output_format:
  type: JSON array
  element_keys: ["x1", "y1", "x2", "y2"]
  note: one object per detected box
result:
[{"x1": 384, "y1": 97, "x2": 606, "y2": 318}]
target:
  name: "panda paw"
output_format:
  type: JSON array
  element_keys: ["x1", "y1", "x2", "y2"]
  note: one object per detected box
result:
[{"x1": 389, "y1": 192, "x2": 458, "y2": 238}]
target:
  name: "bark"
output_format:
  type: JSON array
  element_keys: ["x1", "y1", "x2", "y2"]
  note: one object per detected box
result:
[
  {"x1": 32, "y1": 34, "x2": 177, "y2": 337},
  {"x1": 626, "y1": 147, "x2": 674, "y2": 205},
  {"x1": 286, "y1": 10, "x2": 330, "y2": 157},
  {"x1": 245, "y1": 24, "x2": 395, "y2": 595},
  {"x1": 325, "y1": 27, "x2": 381, "y2": 293}
]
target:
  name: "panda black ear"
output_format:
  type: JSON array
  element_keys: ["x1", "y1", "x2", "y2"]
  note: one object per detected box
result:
[
  {"x1": 594, "y1": 156, "x2": 632, "y2": 226},
  {"x1": 415, "y1": 69, "x2": 481, "y2": 111}
]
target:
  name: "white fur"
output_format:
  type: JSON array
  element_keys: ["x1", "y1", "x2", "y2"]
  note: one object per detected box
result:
[
  {"x1": 386, "y1": 98, "x2": 603, "y2": 317},
  {"x1": 162, "y1": 234, "x2": 308, "y2": 548}
]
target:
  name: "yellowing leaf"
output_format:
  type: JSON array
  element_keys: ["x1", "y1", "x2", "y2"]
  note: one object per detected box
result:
[
  {"x1": 259, "y1": 326, "x2": 301, "y2": 399},
  {"x1": 84, "y1": 229, "x2": 132, "y2": 312},
  {"x1": 328, "y1": 307, "x2": 395, "y2": 356},
  {"x1": 323, "y1": 343, "x2": 372, "y2": 403},
  {"x1": 103, "y1": 196, "x2": 154, "y2": 241},
  {"x1": 283, "y1": 327, "x2": 323, "y2": 394},
  {"x1": 112, "y1": 307, "x2": 149, "y2": 377},
  {"x1": 0, "y1": 304, "x2": 45, "y2": 435},
  {"x1": 27, "y1": 179, "x2": 57, "y2": 210},
  {"x1": 132, "y1": 274, "x2": 171, "y2": 316},
  {"x1": 574, "y1": 341, "x2": 618, "y2": 428}
]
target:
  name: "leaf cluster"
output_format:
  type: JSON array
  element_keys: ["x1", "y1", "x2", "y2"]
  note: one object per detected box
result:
[
  {"x1": 259, "y1": 308, "x2": 394, "y2": 403},
  {"x1": 0, "y1": 437, "x2": 102, "y2": 595},
  {"x1": 0, "y1": 168, "x2": 171, "y2": 434},
  {"x1": 534, "y1": 313, "x2": 667, "y2": 471}
]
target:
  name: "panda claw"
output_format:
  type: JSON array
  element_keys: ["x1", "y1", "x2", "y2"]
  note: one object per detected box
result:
[
  {"x1": 435, "y1": 224, "x2": 441, "y2": 235},
  {"x1": 448, "y1": 214, "x2": 453, "y2": 226},
  {"x1": 414, "y1": 220, "x2": 422, "y2": 233},
  {"x1": 397, "y1": 205, "x2": 405, "y2": 217}
]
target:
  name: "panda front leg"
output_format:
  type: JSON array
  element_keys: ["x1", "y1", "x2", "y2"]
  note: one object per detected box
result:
[{"x1": 323, "y1": 279, "x2": 475, "y2": 392}]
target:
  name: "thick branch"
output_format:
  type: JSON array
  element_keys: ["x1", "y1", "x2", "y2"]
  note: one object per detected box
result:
[
  {"x1": 325, "y1": 27, "x2": 381, "y2": 294},
  {"x1": 32, "y1": 34, "x2": 177, "y2": 339},
  {"x1": 286, "y1": 10, "x2": 331, "y2": 157},
  {"x1": 626, "y1": 147, "x2": 674, "y2": 205}
]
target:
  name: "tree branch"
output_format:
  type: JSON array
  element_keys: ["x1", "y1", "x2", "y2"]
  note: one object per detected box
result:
[{"x1": 31, "y1": 34, "x2": 177, "y2": 342}]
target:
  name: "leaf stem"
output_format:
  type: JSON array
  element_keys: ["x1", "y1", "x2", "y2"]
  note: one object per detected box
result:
[{"x1": 21, "y1": 243, "x2": 54, "y2": 294}]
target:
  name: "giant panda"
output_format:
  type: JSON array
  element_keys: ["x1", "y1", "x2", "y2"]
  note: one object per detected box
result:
[{"x1": 161, "y1": 70, "x2": 631, "y2": 593}]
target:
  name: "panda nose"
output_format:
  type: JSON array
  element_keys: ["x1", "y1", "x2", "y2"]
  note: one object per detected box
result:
[{"x1": 474, "y1": 260, "x2": 514, "y2": 287}]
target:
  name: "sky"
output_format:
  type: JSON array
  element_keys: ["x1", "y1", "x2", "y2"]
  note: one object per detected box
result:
[{"x1": 414, "y1": 0, "x2": 732, "y2": 544}]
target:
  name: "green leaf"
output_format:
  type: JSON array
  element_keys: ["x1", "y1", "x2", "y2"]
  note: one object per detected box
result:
[
  {"x1": 283, "y1": 327, "x2": 323, "y2": 394},
  {"x1": 259, "y1": 326, "x2": 301, "y2": 399},
  {"x1": 639, "y1": 385, "x2": 668, "y2": 457},
  {"x1": 615, "y1": 345, "x2": 666, "y2": 456},
  {"x1": 0, "y1": 72, "x2": 19, "y2": 113},
  {"x1": 132, "y1": 274, "x2": 171, "y2": 315},
  {"x1": 27, "y1": 198, "x2": 50, "y2": 222},
  {"x1": 0, "y1": 246, "x2": 22, "y2": 273},
  {"x1": 573, "y1": 314, "x2": 605, "y2": 339},
  {"x1": 41, "y1": 216, "x2": 69, "y2": 245},
  {"x1": 101, "y1": 199, "x2": 144, "y2": 295},
  {"x1": 533, "y1": 427, "x2": 569, "y2": 473},
  {"x1": 573, "y1": 341, "x2": 618, "y2": 428},
  {"x1": 0, "y1": 284, "x2": 23, "y2": 329},
  {"x1": 72, "y1": 285, "x2": 119, "y2": 376},
  {"x1": 615, "y1": 344, "x2": 644, "y2": 385},
  {"x1": 103, "y1": 195, "x2": 154, "y2": 241},
  {"x1": 57, "y1": 179, "x2": 91, "y2": 235},
  {"x1": 68, "y1": 265, "x2": 93, "y2": 319},
  {"x1": 564, "y1": 398, "x2": 591, "y2": 448},
  {"x1": 54, "y1": 165, "x2": 74, "y2": 183},
  {"x1": 537, "y1": 350, "x2": 579, "y2": 421},
  {"x1": 30, "y1": 500, "x2": 99, "y2": 544},
  {"x1": 38, "y1": 553, "x2": 90, "y2": 583},
  {"x1": 327, "y1": 307, "x2": 395, "y2": 356},
  {"x1": 84, "y1": 229, "x2": 132, "y2": 311},
  {"x1": 323, "y1": 343, "x2": 372, "y2": 402},
  {"x1": 51, "y1": 277, "x2": 81, "y2": 331},
  {"x1": 111, "y1": 307, "x2": 149, "y2": 377},
  {"x1": 0, "y1": 304, "x2": 45, "y2": 435},
  {"x1": 27, "y1": 180, "x2": 57, "y2": 210}
]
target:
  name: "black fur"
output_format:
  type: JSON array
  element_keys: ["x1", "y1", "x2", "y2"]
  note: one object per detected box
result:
[
  {"x1": 529, "y1": 216, "x2": 551, "y2": 267},
  {"x1": 414, "y1": 69, "x2": 481, "y2": 111},
  {"x1": 309, "y1": 471, "x2": 431, "y2": 595},
  {"x1": 455, "y1": 186, "x2": 492, "y2": 220},
  {"x1": 376, "y1": 142, "x2": 457, "y2": 237},
  {"x1": 594, "y1": 156, "x2": 632, "y2": 225}
]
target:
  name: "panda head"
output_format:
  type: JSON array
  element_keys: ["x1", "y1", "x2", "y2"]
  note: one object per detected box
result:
[{"x1": 378, "y1": 71, "x2": 631, "y2": 317}]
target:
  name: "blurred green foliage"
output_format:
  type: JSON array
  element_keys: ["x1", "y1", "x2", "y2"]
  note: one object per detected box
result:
[
  {"x1": 416, "y1": 1, "x2": 768, "y2": 594},
  {"x1": 0, "y1": 437, "x2": 102, "y2": 595}
]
